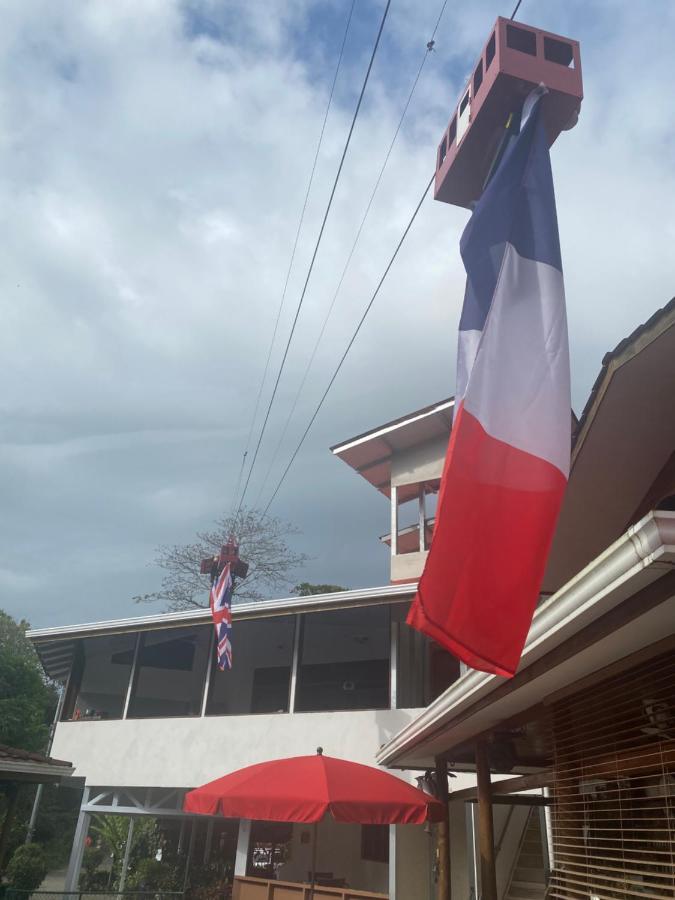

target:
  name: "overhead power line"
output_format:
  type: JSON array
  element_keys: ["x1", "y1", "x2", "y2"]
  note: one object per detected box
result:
[
  {"x1": 230, "y1": 0, "x2": 357, "y2": 515},
  {"x1": 235, "y1": 0, "x2": 393, "y2": 517},
  {"x1": 261, "y1": 0, "x2": 529, "y2": 512},
  {"x1": 263, "y1": 173, "x2": 435, "y2": 513},
  {"x1": 254, "y1": 0, "x2": 450, "y2": 506}
]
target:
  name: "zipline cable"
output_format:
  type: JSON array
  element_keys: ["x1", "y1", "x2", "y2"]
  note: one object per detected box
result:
[
  {"x1": 230, "y1": 0, "x2": 357, "y2": 515},
  {"x1": 235, "y1": 0, "x2": 392, "y2": 518},
  {"x1": 263, "y1": 173, "x2": 434, "y2": 513},
  {"x1": 254, "y1": 0, "x2": 450, "y2": 506}
]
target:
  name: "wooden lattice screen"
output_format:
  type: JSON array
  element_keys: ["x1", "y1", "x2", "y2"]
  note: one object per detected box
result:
[{"x1": 549, "y1": 649, "x2": 675, "y2": 900}]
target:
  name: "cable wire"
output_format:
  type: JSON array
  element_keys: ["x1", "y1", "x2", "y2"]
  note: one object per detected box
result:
[
  {"x1": 230, "y1": 0, "x2": 357, "y2": 515},
  {"x1": 261, "y1": 0, "x2": 527, "y2": 513},
  {"x1": 263, "y1": 173, "x2": 434, "y2": 513},
  {"x1": 254, "y1": 0, "x2": 450, "y2": 506},
  {"x1": 236, "y1": 0, "x2": 392, "y2": 516}
]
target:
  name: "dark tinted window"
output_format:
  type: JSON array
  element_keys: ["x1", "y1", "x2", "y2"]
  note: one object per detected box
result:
[
  {"x1": 127, "y1": 626, "x2": 211, "y2": 718},
  {"x1": 67, "y1": 633, "x2": 136, "y2": 720},
  {"x1": 543, "y1": 36, "x2": 574, "y2": 67},
  {"x1": 294, "y1": 606, "x2": 390, "y2": 712},
  {"x1": 206, "y1": 616, "x2": 295, "y2": 716},
  {"x1": 473, "y1": 60, "x2": 483, "y2": 95},
  {"x1": 486, "y1": 32, "x2": 496, "y2": 69},
  {"x1": 506, "y1": 24, "x2": 537, "y2": 56}
]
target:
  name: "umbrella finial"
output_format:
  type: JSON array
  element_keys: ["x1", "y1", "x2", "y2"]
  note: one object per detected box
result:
[{"x1": 316, "y1": 746, "x2": 323, "y2": 755}]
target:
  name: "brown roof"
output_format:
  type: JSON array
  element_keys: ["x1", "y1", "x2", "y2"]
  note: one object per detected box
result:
[
  {"x1": 0, "y1": 743, "x2": 72, "y2": 768},
  {"x1": 573, "y1": 296, "x2": 675, "y2": 451}
]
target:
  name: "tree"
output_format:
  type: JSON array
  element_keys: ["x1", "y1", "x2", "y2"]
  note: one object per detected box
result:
[
  {"x1": 292, "y1": 583, "x2": 346, "y2": 596},
  {"x1": 0, "y1": 610, "x2": 56, "y2": 752},
  {"x1": 134, "y1": 507, "x2": 308, "y2": 611}
]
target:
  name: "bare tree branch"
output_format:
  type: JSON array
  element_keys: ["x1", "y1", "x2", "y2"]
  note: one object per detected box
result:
[{"x1": 134, "y1": 507, "x2": 309, "y2": 611}]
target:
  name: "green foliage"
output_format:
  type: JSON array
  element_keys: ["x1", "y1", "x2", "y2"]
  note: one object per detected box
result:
[
  {"x1": 126, "y1": 858, "x2": 182, "y2": 891},
  {"x1": 84, "y1": 815, "x2": 161, "y2": 890},
  {"x1": 33, "y1": 783, "x2": 82, "y2": 868},
  {"x1": 0, "y1": 609, "x2": 57, "y2": 751},
  {"x1": 78, "y1": 846, "x2": 108, "y2": 891},
  {"x1": 292, "y1": 582, "x2": 346, "y2": 596},
  {"x1": 187, "y1": 861, "x2": 232, "y2": 900},
  {"x1": 5, "y1": 843, "x2": 48, "y2": 890}
]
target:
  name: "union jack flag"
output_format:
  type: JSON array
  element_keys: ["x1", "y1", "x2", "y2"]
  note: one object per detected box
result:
[{"x1": 209, "y1": 563, "x2": 233, "y2": 670}]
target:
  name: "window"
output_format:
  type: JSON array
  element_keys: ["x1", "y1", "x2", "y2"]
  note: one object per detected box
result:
[
  {"x1": 459, "y1": 90, "x2": 470, "y2": 115},
  {"x1": 247, "y1": 822, "x2": 293, "y2": 878},
  {"x1": 447, "y1": 116, "x2": 457, "y2": 145},
  {"x1": 127, "y1": 626, "x2": 211, "y2": 718},
  {"x1": 438, "y1": 135, "x2": 447, "y2": 168},
  {"x1": 393, "y1": 604, "x2": 460, "y2": 709},
  {"x1": 543, "y1": 36, "x2": 574, "y2": 67},
  {"x1": 64, "y1": 633, "x2": 136, "y2": 720},
  {"x1": 473, "y1": 60, "x2": 483, "y2": 95},
  {"x1": 206, "y1": 616, "x2": 295, "y2": 716},
  {"x1": 506, "y1": 24, "x2": 537, "y2": 56},
  {"x1": 294, "y1": 606, "x2": 390, "y2": 712},
  {"x1": 361, "y1": 825, "x2": 389, "y2": 863},
  {"x1": 485, "y1": 32, "x2": 496, "y2": 69}
]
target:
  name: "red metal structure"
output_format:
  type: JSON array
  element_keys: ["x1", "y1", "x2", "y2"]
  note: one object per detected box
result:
[
  {"x1": 200, "y1": 537, "x2": 249, "y2": 581},
  {"x1": 435, "y1": 17, "x2": 583, "y2": 209}
]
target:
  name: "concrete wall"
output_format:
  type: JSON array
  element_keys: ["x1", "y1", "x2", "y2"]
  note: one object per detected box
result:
[
  {"x1": 394, "y1": 823, "x2": 433, "y2": 900},
  {"x1": 50, "y1": 708, "x2": 425, "y2": 789},
  {"x1": 390, "y1": 437, "x2": 446, "y2": 488},
  {"x1": 391, "y1": 550, "x2": 428, "y2": 583}
]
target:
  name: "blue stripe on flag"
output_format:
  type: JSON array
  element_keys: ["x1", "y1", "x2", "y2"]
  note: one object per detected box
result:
[{"x1": 459, "y1": 101, "x2": 563, "y2": 335}]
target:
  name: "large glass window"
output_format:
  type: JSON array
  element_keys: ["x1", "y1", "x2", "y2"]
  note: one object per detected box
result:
[
  {"x1": 206, "y1": 616, "x2": 295, "y2": 716},
  {"x1": 127, "y1": 626, "x2": 211, "y2": 718},
  {"x1": 294, "y1": 606, "x2": 390, "y2": 712},
  {"x1": 64, "y1": 633, "x2": 136, "y2": 721},
  {"x1": 393, "y1": 605, "x2": 460, "y2": 708}
]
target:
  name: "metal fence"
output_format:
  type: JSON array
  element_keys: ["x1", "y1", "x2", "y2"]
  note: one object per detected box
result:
[{"x1": 2, "y1": 892, "x2": 185, "y2": 900}]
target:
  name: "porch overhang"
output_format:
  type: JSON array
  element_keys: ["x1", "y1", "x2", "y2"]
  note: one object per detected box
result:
[
  {"x1": 330, "y1": 398, "x2": 454, "y2": 500},
  {"x1": 377, "y1": 510, "x2": 675, "y2": 770}
]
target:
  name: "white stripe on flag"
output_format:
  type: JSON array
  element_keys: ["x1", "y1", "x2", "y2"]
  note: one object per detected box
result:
[{"x1": 463, "y1": 243, "x2": 570, "y2": 477}]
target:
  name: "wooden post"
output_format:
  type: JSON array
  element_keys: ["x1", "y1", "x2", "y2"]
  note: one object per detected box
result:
[
  {"x1": 475, "y1": 741, "x2": 497, "y2": 900},
  {"x1": 435, "y1": 757, "x2": 451, "y2": 900}
]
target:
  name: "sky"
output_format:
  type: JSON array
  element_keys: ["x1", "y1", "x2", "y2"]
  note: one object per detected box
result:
[{"x1": 1, "y1": 0, "x2": 674, "y2": 628}]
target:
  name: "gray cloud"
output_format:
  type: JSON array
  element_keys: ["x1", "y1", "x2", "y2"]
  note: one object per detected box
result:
[{"x1": 1, "y1": 0, "x2": 673, "y2": 626}]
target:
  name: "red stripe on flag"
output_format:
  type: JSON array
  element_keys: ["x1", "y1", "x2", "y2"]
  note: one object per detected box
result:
[{"x1": 407, "y1": 404, "x2": 566, "y2": 678}]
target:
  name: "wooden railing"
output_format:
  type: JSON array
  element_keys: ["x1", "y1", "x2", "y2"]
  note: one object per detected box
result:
[{"x1": 232, "y1": 875, "x2": 388, "y2": 900}]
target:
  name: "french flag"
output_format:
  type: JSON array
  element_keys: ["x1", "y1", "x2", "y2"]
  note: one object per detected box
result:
[{"x1": 407, "y1": 94, "x2": 571, "y2": 678}]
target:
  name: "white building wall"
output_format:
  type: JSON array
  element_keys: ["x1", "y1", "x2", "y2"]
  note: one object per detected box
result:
[{"x1": 50, "y1": 708, "x2": 426, "y2": 789}]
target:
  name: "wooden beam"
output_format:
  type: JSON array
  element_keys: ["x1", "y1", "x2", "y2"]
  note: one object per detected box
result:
[
  {"x1": 434, "y1": 757, "x2": 450, "y2": 900},
  {"x1": 469, "y1": 795, "x2": 551, "y2": 807},
  {"x1": 450, "y1": 769, "x2": 554, "y2": 803},
  {"x1": 475, "y1": 742, "x2": 497, "y2": 900}
]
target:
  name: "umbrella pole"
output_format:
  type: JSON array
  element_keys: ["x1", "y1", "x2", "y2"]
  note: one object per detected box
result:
[{"x1": 309, "y1": 820, "x2": 318, "y2": 900}]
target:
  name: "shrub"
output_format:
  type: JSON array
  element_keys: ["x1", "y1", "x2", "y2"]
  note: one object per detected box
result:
[
  {"x1": 126, "y1": 858, "x2": 181, "y2": 892},
  {"x1": 5, "y1": 843, "x2": 48, "y2": 891},
  {"x1": 78, "y1": 846, "x2": 107, "y2": 891}
]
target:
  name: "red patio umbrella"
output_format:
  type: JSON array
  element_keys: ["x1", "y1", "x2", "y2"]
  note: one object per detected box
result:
[{"x1": 184, "y1": 748, "x2": 443, "y2": 895}]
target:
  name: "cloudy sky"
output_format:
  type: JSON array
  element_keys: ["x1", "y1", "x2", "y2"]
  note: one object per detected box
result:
[{"x1": 1, "y1": 0, "x2": 673, "y2": 628}]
